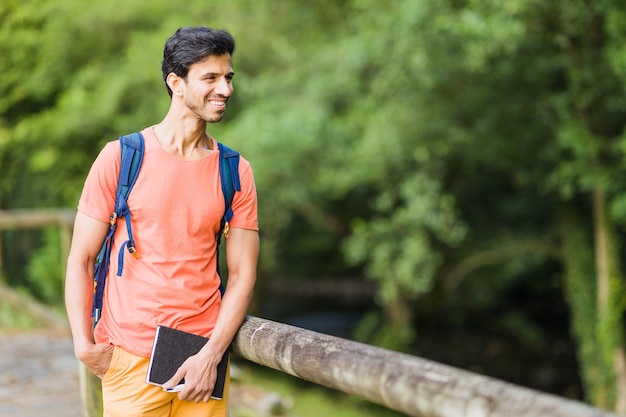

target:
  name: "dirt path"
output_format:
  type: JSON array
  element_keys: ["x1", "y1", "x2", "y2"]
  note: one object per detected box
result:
[{"x1": 0, "y1": 329, "x2": 82, "y2": 417}]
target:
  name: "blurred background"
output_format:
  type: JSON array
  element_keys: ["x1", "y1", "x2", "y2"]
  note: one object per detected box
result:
[{"x1": 2, "y1": 0, "x2": 626, "y2": 415}]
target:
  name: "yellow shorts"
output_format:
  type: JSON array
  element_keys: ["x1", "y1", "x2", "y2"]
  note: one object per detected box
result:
[{"x1": 102, "y1": 346, "x2": 229, "y2": 417}]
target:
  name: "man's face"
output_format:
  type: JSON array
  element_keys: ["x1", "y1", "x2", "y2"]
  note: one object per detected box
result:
[{"x1": 182, "y1": 54, "x2": 234, "y2": 123}]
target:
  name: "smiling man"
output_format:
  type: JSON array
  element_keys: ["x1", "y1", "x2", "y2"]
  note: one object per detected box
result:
[{"x1": 65, "y1": 27, "x2": 259, "y2": 417}]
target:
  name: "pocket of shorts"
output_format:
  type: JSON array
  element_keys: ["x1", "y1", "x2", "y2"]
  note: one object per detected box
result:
[{"x1": 102, "y1": 345, "x2": 121, "y2": 383}]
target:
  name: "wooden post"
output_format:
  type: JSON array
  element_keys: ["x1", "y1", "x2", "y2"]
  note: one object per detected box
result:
[
  {"x1": 59, "y1": 222, "x2": 72, "y2": 281},
  {"x1": 0, "y1": 208, "x2": 75, "y2": 281},
  {"x1": 79, "y1": 365, "x2": 102, "y2": 417},
  {"x1": 232, "y1": 316, "x2": 619, "y2": 417}
]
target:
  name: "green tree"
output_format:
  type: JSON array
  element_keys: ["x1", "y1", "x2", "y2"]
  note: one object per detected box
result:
[
  {"x1": 548, "y1": 1, "x2": 626, "y2": 410},
  {"x1": 224, "y1": 0, "x2": 626, "y2": 409},
  {"x1": 3, "y1": 1, "x2": 626, "y2": 411}
]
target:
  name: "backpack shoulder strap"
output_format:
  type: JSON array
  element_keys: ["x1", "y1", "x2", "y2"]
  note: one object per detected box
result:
[
  {"x1": 215, "y1": 142, "x2": 241, "y2": 296},
  {"x1": 115, "y1": 132, "x2": 144, "y2": 275},
  {"x1": 92, "y1": 132, "x2": 144, "y2": 324},
  {"x1": 116, "y1": 133, "x2": 145, "y2": 214},
  {"x1": 217, "y1": 142, "x2": 241, "y2": 238}
]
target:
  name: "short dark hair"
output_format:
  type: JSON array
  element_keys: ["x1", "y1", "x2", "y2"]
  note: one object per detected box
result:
[{"x1": 162, "y1": 26, "x2": 235, "y2": 97}]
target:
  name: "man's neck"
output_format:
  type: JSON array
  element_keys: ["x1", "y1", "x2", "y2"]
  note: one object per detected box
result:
[{"x1": 153, "y1": 114, "x2": 213, "y2": 159}]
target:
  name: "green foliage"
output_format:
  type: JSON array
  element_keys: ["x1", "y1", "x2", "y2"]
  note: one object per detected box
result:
[
  {"x1": 26, "y1": 228, "x2": 63, "y2": 305},
  {"x1": 345, "y1": 173, "x2": 467, "y2": 304},
  {"x1": 3, "y1": 0, "x2": 626, "y2": 407}
]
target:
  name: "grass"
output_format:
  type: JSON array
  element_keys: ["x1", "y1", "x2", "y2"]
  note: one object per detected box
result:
[{"x1": 0, "y1": 302, "x2": 40, "y2": 329}]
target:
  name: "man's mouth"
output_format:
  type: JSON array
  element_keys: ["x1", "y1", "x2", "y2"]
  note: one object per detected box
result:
[{"x1": 209, "y1": 100, "x2": 227, "y2": 109}]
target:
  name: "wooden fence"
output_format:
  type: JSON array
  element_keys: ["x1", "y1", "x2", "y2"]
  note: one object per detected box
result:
[
  {"x1": 0, "y1": 209, "x2": 621, "y2": 417},
  {"x1": 233, "y1": 316, "x2": 619, "y2": 417},
  {"x1": 0, "y1": 208, "x2": 74, "y2": 278}
]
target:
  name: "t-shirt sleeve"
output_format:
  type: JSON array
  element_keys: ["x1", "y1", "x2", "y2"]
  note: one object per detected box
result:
[
  {"x1": 229, "y1": 157, "x2": 259, "y2": 231},
  {"x1": 77, "y1": 141, "x2": 120, "y2": 223}
]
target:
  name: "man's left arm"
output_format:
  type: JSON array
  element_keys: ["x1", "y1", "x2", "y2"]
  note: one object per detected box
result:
[{"x1": 166, "y1": 227, "x2": 259, "y2": 402}]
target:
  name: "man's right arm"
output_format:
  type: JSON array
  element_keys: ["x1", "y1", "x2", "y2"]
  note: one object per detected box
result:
[{"x1": 65, "y1": 211, "x2": 114, "y2": 378}]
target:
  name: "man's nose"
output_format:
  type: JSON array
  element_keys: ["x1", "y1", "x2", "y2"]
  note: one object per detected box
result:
[{"x1": 216, "y1": 78, "x2": 232, "y2": 96}]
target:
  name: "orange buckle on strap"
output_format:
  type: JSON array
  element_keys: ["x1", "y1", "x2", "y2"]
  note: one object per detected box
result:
[{"x1": 128, "y1": 245, "x2": 141, "y2": 259}]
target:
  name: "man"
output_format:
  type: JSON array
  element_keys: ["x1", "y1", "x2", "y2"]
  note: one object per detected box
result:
[{"x1": 65, "y1": 26, "x2": 259, "y2": 417}]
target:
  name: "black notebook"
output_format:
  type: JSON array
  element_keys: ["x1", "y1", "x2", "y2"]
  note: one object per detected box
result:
[{"x1": 146, "y1": 325, "x2": 228, "y2": 400}]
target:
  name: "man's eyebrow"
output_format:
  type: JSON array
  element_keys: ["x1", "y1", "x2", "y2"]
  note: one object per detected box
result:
[{"x1": 202, "y1": 71, "x2": 235, "y2": 77}]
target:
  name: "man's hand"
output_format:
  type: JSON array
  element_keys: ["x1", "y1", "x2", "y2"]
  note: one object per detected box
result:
[
  {"x1": 163, "y1": 350, "x2": 221, "y2": 403},
  {"x1": 77, "y1": 343, "x2": 115, "y2": 379}
]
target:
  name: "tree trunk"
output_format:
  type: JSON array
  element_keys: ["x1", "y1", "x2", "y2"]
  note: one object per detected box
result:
[
  {"x1": 382, "y1": 293, "x2": 415, "y2": 352},
  {"x1": 591, "y1": 189, "x2": 626, "y2": 414},
  {"x1": 560, "y1": 204, "x2": 607, "y2": 406},
  {"x1": 560, "y1": 195, "x2": 626, "y2": 413}
]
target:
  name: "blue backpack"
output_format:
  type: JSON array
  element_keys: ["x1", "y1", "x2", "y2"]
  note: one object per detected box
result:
[{"x1": 92, "y1": 132, "x2": 241, "y2": 324}]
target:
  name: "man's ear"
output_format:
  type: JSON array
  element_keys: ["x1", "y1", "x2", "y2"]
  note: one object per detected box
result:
[{"x1": 166, "y1": 73, "x2": 184, "y2": 97}]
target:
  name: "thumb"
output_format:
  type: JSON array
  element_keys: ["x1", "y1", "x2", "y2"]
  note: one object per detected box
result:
[{"x1": 163, "y1": 365, "x2": 187, "y2": 389}]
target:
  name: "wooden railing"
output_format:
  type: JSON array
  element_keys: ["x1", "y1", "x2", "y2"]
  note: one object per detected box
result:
[
  {"x1": 0, "y1": 209, "x2": 620, "y2": 417},
  {"x1": 233, "y1": 316, "x2": 618, "y2": 417},
  {"x1": 0, "y1": 208, "x2": 74, "y2": 278},
  {"x1": 0, "y1": 209, "x2": 74, "y2": 329}
]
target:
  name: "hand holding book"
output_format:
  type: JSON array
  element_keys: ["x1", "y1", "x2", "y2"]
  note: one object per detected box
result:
[{"x1": 146, "y1": 325, "x2": 228, "y2": 400}]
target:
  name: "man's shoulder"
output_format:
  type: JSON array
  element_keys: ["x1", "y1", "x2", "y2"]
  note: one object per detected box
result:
[{"x1": 91, "y1": 140, "x2": 121, "y2": 166}]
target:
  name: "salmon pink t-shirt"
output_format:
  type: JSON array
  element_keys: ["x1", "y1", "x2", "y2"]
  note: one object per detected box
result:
[{"x1": 78, "y1": 126, "x2": 259, "y2": 358}]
